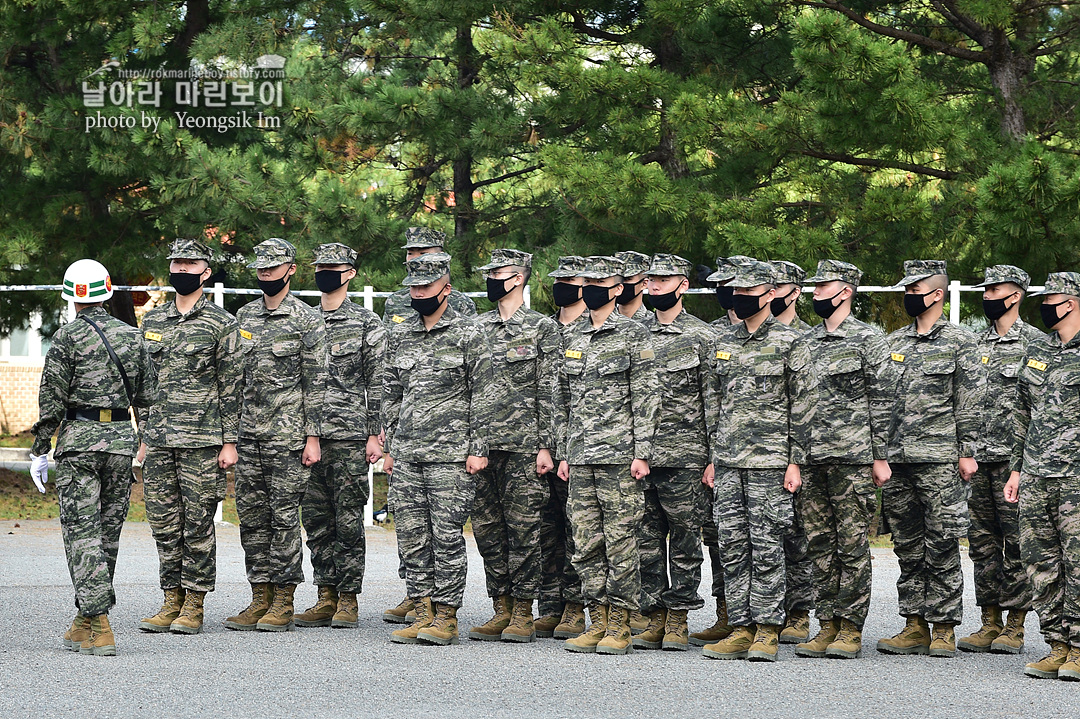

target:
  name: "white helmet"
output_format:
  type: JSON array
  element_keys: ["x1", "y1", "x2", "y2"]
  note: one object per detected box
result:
[{"x1": 62, "y1": 259, "x2": 113, "y2": 302}]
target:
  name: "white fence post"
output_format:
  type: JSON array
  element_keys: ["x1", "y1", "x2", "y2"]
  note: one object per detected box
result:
[
  {"x1": 362, "y1": 285, "x2": 374, "y2": 312},
  {"x1": 212, "y1": 282, "x2": 225, "y2": 308},
  {"x1": 524, "y1": 284, "x2": 531, "y2": 310},
  {"x1": 949, "y1": 280, "x2": 961, "y2": 326}
]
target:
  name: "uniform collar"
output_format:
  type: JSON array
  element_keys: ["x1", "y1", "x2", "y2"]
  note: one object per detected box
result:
[
  {"x1": 815, "y1": 314, "x2": 859, "y2": 339},
  {"x1": 734, "y1": 316, "x2": 776, "y2": 341},
  {"x1": 981, "y1": 317, "x2": 1026, "y2": 343},
  {"x1": 256, "y1": 292, "x2": 300, "y2": 317},
  {"x1": 482, "y1": 303, "x2": 528, "y2": 334},
  {"x1": 583, "y1": 308, "x2": 622, "y2": 335},
  {"x1": 904, "y1": 315, "x2": 948, "y2": 339},
  {"x1": 410, "y1": 303, "x2": 460, "y2": 333},
  {"x1": 646, "y1": 309, "x2": 688, "y2": 334},
  {"x1": 166, "y1": 293, "x2": 208, "y2": 319},
  {"x1": 322, "y1": 299, "x2": 359, "y2": 321}
]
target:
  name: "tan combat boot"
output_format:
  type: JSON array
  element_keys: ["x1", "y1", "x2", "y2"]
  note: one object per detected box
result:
[
  {"x1": 64, "y1": 613, "x2": 91, "y2": 651},
  {"x1": 631, "y1": 609, "x2": 666, "y2": 650},
  {"x1": 826, "y1": 618, "x2": 863, "y2": 659},
  {"x1": 224, "y1": 583, "x2": 274, "y2": 631},
  {"x1": 597, "y1": 606, "x2": 634, "y2": 655},
  {"x1": 794, "y1": 617, "x2": 839, "y2": 658},
  {"x1": 702, "y1": 625, "x2": 755, "y2": 660},
  {"x1": 876, "y1": 616, "x2": 931, "y2": 655},
  {"x1": 332, "y1": 592, "x2": 358, "y2": 629},
  {"x1": 468, "y1": 595, "x2": 512, "y2": 641},
  {"x1": 554, "y1": 602, "x2": 586, "y2": 639},
  {"x1": 418, "y1": 603, "x2": 459, "y2": 645},
  {"x1": 389, "y1": 597, "x2": 433, "y2": 644},
  {"x1": 662, "y1": 609, "x2": 689, "y2": 651},
  {"x1": 1024, "y1": 641, "x2": 1070, "y2": 679},
  {"x1": 295, "y1": 585, "x2": 339, "y2": 628},
  {"x1": 748, "y1": 623, "x2": 781, "y2": 662},
  {"x1": 779, "y1": 609, "x2": 810, "y2": 644},
  {"x1": 990, "y1": 609, "x2": 1027, "y2": 654},
  {"x1": 564, "y1": 605, "x2": 608, "y2": 653},
  {"x1": 957, "y1": 606, "x2": 1003, "y2": 652},
  {"x1": 1058, "y1": 646, "x2": 1080, "y2": 681},
  {"x1": 140, "y1": 587, "x2": 185, "y2": 633},
  {"x1": 170, "y1": 590, "x2": 205, "y2": 634},
  {"x1": 256, "y1": 584, "x2": 296, "y2": 632},
  {"x1": 929, "y1": 623, "x2": 956, "y2": 657},
  {"x1": 79, "y1": 614, "x2": 116, "y2": 656},
  {"x1": 690, "y1": 597, "x2": 732, "y2": 647},
  {"x1": 383, "y1": 595, "x2": 415, "y2": 624},
  {"x1": 502, "y1": 598, "x2": 536, "y2": 643},
  {"x1": 534, "y1": 613, "x2": 560, "y2": 638},
  {"x1": 629, "y1": 609, "x2": 649, "y2": 635}
]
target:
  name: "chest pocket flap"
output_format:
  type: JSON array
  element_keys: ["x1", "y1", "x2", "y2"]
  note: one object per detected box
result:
[
  {"x1": 754, "y1": 357, "x2": 784, "y2": 376},
  {"x1": 506, "y1": 344, "x2": 537, "y2": 363},
  {"x1": 435, "y1": 352, "x2": 464, "y2": 370},
  {"x1": 922, "y1": 356, "x2": 954, "y2": 375},
  {"x1": 598, "y1": 353, "x2": 631, "y2": 376},
  {"x1": 330, "y1": 337, "x2": 363, "y2": 357},
  {"x1": 185, "y1": 341, "x2": 216, "y2": 355},
  {"x1": 272, "y1": 335, "x2": 302, "y2": 357},
  {"x1": 827, "y1": 353, "x2": 860, "y2": 375},
  {"x1": 665, "y1": 350, "x2": 700, "y2": 372},
  {"x1": 393, "y1": 354, "x2": 416, "y2": 371}
]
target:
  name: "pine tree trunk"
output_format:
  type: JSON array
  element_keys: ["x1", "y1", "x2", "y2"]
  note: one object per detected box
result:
[{"x1": 453, "y1": 24, "x2": 479, "y2": 248}]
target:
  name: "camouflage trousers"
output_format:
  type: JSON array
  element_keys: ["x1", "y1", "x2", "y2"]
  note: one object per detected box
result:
[
  {"x1": 390, "y1": 461, "x2": 475, "y2": 608},
  {"x1": 784, "y1": 502, "x2": 814, "y2": 614},
  {"x1": 882, "y1": 463, "x2": 968, "y2": 625},
  {"x1": 568, "y1": 464, "x2": 644, "y2": 611},
  {"x1": 302, "y1": 440, "x2": 369, "y2": 593},
  {"x1": 55, "y1": 451, "x2": 132, "y2": 617},
  {"x1": 1018, "y1": 473, "x2": 1080, "y2": 645},
  {"x1": 714, "y1": 467, "x2": 793, "y2": 627},
  {"x1": 472, "y1": 450, "x2": 549, "y2": 600},
  {"x1": 701, "y1": 490, "x2": 724, "y2": 599},
  {"x1": 144, "y1": 446, "x2": 225, "y2": 593},
  {"x1": 235, "y1": 440, "x2": 310, "y2": 586},
  {"x1": 800, "y1": 464, "x2": 875, "y2": 626},
  {"x1": 639, "y1": 467, "x2": 708, "y2": 613},
  {"x1": 538, "y1": 471, "x2": 582, "y2": 616},
  {"x1": 969, "y1": 461, "x2": 1030, "y2": 610}
]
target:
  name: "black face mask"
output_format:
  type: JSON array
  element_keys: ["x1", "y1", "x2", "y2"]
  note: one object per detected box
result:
[
  {"x1": 258, "y1": 275, "x2": 290, "y2": 297},
  {"x1": 486, "y1": 276, "x2": 514, "y2": 303},
  {"x1": 1041, "y1": 300, "x2": 1073, "y2": 330},
  {"x1": 411, "y1": 292, "x2": 446, "y2": 317},
  {"x1": 170, "y1": 271, "x2": 205, "y2": 297},
  {"x1": 616, "y1": 280, "x2": 643, "y2": 305},
  {"x1": 770, "y1": 289, "x2": 797, "y2": 318},
  {"x1": 982, "y1": 294, "x2": 1018, "y2": 322},
  {"x1": 715, "y1": 285, "x2": 735, "y2": 311},
  {"x1": 903, "y1": 290, "x2": 937, "y2": 318},
  {"x1": 315, "y1": 269, "x2": 350, "y2": 293},
  {"x1": 582, "y1": 285, "x2": 615, "y2": 310},
  {"x1": 812, "y1": 290, "x2": 845, "y2": 319},
  {"x1": 649, "y1": 289, "x2": 681, "y2": 312},
  {"x1": 732, "y1": 292, "x2": 768, "y2": 320},
  {"x1": 552, "y1": 282, "x2": 581, "y2": 307}
]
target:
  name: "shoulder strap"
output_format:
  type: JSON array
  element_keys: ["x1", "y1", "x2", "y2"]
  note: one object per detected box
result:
[{"x1": 79, "y1": 314, "x2": 138, "y2": 420}]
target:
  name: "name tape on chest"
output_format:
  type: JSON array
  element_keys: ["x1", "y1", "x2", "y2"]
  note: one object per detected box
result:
[
  {"x1": 639, "y1": 349, "x2": 655, "y2": 360},
  {"x1": 391, "y1": 315, "x2": 406, "y2": 324},
  {"x1": 981, "y1": 356, "x2": 989, "y2": 364},
  {"x1": 891, "y1": 353, "x2": 905, "y2": 363},
  {"x1": 239, "y1": 329, "x2": 253, "y2": 340},
  {"x1": 565, "y1": 350, "x2": 582, "y2": 359},
  {"x1": 1027, "y1": 359, "x2": 1048, "y2": 372},
  {"x1": 143, "y1": 331, "x2": 162, "y2": 342},
  {"x1": 715, "y1": 351, "x2": 731, "y2": 361}
]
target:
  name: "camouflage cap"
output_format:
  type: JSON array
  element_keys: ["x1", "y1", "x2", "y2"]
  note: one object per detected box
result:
[
  {"x1": 247, "y1": 238, "x2": 297, "y2": 269},
  {"x1": 402, "y1": 251, "x2": 452, "y2": 286},
  {"x1": 705, "y1": 254, "x2": 756, "y2": 283},
  {"x1": 806, "y1": 259, "x2": 863, "y2": 287},
  {"x1": 166, "y1": 238, "x2": 212, "y2": 262},
  {"x1": 579, "y1": 255, "x2": 626, "y2": 280},
  {"x1": 401, "y1": 227, "x2": 448, "y2": 250},
  {"x1": 1031, "y1": 271, "x2": 1080, "y2": 297},
  {"x1": 646, "y1": 253, "x2": 693, "y2": 278},
  {"x1": 727, "y1": 258, "x2": 778, "y2": 289},
  {"x1": 973, "y1": 264, "x2": 1030, "y2": 291},
  {"x1": 548, "y1": 255, "x2": 588, "y2": 279},
  {"x1": 311, "y1": 242, "x2": 358, "y2": 267},
  {"x1": 896, "y1": 259, "x2": 947, "y2": 287},
  {"x1": 770, "y1": 260, "x2": 806, "y2": 286},
  {"x1": 615, "y1": 250, "x2": 651, "y2": 278},
  {"x1": 478, "y1": 248, "x2": 533, "y2": 272}
]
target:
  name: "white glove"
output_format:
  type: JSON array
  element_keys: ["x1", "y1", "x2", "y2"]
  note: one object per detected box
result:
[{"x1": 29, "y1": 453, "x2": 49, "y2": 493}]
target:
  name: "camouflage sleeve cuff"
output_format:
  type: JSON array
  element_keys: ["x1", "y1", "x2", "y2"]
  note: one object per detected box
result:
[
  {"x1": 633, "y1": 442, "x2": 652, "y2": 463},
  {"x1": 469, "y1": 439, "x2": 488, "y2": 458},
  {"x1": 959, "y1": 441, "x2": 978, "y2": 459},
  {"x1": 31, "y1": 436, "x2": 52, "y2": 457},
  {"x1": 872, "y1": 443, "x2": 888, "y2": 461}
]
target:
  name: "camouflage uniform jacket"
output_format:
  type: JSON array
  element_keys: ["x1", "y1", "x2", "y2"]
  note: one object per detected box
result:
[
  {"x1": 642, "y1": 309, "x2": 719, "y2": 469},
  {"x1": 885, "y1": 317, "x2": 985, "y2": 463},
  {"x1": 559, "y1": 310, "x2": 659, "y2": 465},
  {"x1": 712, "y1": 317, "x2": 810, "y2": 469},
  {"x1": 711, "y1": 314, "x2": 734, "y2": 330},
  {"x1": 476, "y1": 304, "x2": 562, "y2": 454},
  {"x1": 627, "y1": 304, "x2": 650, "y2": 323},
  {"x1": 382, "y1": 305, "x2": 492, "y2": 462},
  {"x1": 31, "y1": 306, "x2": 153, "y2": 458},
  {"x1": 785, "y1": 315, "x2": 811, "y2": 333},
  {"x1": 322, "y1": 300, "x2": 386, "y2": 440},
  {"x1": 976, "y1": 318, "x2": 1045, "y2": 463},
  {"x1": 141, "y1": 295, "x2": 242, "y2": 448},
  {"x1": 792, "y1": 315, "x2": 894, "y2": 465},
  {"x1": 552, "y1": 311, "x2": 590, "y2": 459},
  {"x1": 1011, "y1": 329, "x2": 1080, "y2": 477},
  {"x1": 383, "y1": 288, "x2": 476, "y2": 324},
  {"x1": 236, "y1": 293, "x2": 326, "y2": 448}
]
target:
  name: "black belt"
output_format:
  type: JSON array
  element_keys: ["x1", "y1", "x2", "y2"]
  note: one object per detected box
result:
[{"x1": 65, "y1": 408, "x2": 130, "y2": 422}]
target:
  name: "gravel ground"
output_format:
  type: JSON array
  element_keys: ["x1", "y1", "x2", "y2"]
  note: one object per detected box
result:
[{"x1": 1, "y1": 519, "x2": 1075, "y2": 718}]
